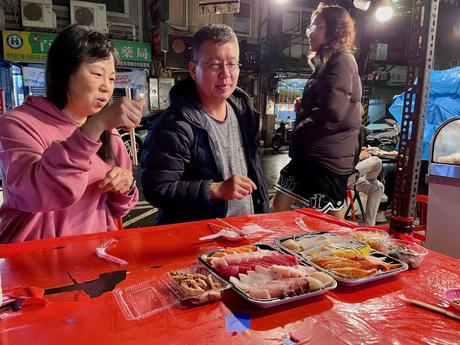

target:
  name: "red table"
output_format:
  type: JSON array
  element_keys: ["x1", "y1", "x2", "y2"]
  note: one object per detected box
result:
[{"x1": 1, "y1": 209, "x2": 459, "y2": 344}]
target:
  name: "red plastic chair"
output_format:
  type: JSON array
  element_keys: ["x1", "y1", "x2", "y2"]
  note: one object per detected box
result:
[
  {"x1": 412, "y1": 194, "x2": 428, "y2": 241},
  {"x1": 345, "y1": 187, "x2": 366, "y2": 223}
]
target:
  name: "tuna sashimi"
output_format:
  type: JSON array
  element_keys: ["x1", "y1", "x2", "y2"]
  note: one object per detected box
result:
[{"x1": 216, "y1": 265, "x2": 239, "y2": 278}]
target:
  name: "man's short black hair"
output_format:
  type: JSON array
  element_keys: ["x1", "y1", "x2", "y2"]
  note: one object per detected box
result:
[{"x1": 192, "y1": 24, "x2": 239, "y2": 61}]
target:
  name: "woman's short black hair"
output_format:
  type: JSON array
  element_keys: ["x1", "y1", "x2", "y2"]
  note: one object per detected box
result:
[
  {"x1": 46, "y1": 25, "x2": 118, "y2": 163},
  {"x1": 46, "y1": 24, "x2": 117, "y2": 109}
]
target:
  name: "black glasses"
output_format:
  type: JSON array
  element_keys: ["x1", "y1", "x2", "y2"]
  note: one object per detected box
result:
[{"x1": 198, "y1": 61, "x2": 241, "y2": 72}]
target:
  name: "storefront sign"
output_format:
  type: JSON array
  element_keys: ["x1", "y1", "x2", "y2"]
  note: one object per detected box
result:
[
  {"x1": 2, "y1": 31, "x2": 151, "y2": 65},
  {"x1": 2, "y1": 31, "x2": 55, "y2": 63},
  {"x1": 112, "y1": 40, "x2": 151, "y2": 64}
]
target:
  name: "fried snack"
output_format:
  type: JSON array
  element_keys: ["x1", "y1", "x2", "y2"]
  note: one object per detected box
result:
[{"x1": 170, "y1": 271, "x2": 221, "y2": 296}]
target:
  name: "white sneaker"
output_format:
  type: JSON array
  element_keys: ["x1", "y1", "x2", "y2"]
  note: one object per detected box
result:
[
  {"x1": 381, "y1": 193, "x2": 388, "y2": 203},
  {"x1": 376, "y1": 211, "x2": 387, "y2": 223}
]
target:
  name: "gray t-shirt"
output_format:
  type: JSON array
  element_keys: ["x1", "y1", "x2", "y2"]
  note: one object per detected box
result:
[{"x1": 204, "y1": 102, "x2": 254, "y2": 217}]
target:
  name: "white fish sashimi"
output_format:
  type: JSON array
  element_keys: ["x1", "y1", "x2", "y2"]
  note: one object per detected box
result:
[
  {"x1": 247, "y1": 270, "x2": 272, "y2": 283},
  {"x1": 295, "y1": 265, "x2": 317, "y2": 276},
  {"x1": 308, "y1": 271, "x2": 334, "y2": 286},
  {"x1": 248, "y1": 288, "x2": 272, "y2": 300},
  {"x1": 229, "y1": 276, "x2": 252, "y2": 291},
  {"x1": 254, "y1": 265, "x2": 280, "y2": 279},
  {"x1": 270, "y1": 265, "x2": 292, "y2": 278},
  {"x1": 306, "y1": 276, "x2": 324, "y2": 291},
  {"x1": 211, "y1": 257, "x2": 228, "y2": 269},
  {"x1": 224, "y1": 253, "x2": 241, "y2": 265}
]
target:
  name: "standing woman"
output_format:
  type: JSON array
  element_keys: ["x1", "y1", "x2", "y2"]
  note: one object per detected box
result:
[
  {"x1": 0, "y1": 25, "x2": 144, "y2": 242},
  {"x1": 273, "y1": 3, "x2": 361, "y2": 217}
]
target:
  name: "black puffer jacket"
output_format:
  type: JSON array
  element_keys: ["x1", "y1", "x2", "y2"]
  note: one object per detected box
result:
[
  {"x1": 291, "y1": 51, "x2": 362, "y2": 175},
  {"x1": 140, "y1": 78, "x2": 269, "y2": 225}
]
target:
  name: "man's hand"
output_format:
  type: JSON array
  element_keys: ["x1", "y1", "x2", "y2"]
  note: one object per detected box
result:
[
  {"x1": 210, "y1": 175, "x2": 257, "y2": 200},
  {"x1": 98, "y1": 167, "x2": 134, "y2": 194}
]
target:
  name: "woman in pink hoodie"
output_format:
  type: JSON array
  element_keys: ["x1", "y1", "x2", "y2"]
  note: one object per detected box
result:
[{"x1": 0, "y1": 25, "x2": 144, "y2": 242}]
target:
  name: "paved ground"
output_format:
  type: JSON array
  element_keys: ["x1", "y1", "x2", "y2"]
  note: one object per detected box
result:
[{"x1": 123, "y1": 148, "x2": 291, "y2": 228}]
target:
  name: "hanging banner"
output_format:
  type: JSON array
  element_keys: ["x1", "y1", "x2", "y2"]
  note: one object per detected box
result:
[
  {"x1": 22, "y1": 66, "x2": 46, "y2": 87},
  {"x1": 2, "y1": 31, "x2": 151, "y2": 66}
]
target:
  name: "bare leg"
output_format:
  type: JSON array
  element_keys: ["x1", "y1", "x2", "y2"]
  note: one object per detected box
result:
[{"x1": 273, "y1": 191, "x2": 295, "y2": 212}]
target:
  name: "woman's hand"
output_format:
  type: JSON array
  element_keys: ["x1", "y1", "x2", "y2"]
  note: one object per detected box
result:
[
  {"x1": 81, "y1": 97, "x2": 144, "y2": 141},
  {"x1": 98, "y1": 167, "x2": 134, "y2": 194}
]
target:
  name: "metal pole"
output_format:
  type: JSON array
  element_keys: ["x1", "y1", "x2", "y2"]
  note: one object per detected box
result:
[{"x1": 390, "y1": 0, "x2": 439, "y2": 234}]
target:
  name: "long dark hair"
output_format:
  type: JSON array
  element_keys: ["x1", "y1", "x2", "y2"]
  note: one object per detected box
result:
[
  {"x1": 46, "y1": 24, "x2": 118, "y2": 162},
  {"x1": 308, "y1": 3, "x2": 356, "y2": 71}
]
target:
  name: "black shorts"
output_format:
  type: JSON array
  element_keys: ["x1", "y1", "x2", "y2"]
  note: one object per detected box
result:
[{"x1": 275, "y1": 159, "x2": 348, "y2": 212}]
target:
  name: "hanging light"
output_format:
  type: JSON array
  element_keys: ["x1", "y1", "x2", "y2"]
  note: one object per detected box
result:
[
  {"x1": 273, "y1": 0, "x2": 289, "y2": 4},
  {"x1": 353, "y1": 0, "x2": 371, "y2": 11},
  {"x1": 375, "y1": 0, "x2": 394, "y2": 22}
]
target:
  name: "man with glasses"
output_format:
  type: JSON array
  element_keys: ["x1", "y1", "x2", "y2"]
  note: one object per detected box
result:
[{"x1": 141, "y1": 24, "x2": 269, "y2": 225}]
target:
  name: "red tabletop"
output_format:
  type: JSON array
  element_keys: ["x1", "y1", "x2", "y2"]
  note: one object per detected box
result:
[{"x1": 0, "y1": 209, "x2": 459, "y2": 344}]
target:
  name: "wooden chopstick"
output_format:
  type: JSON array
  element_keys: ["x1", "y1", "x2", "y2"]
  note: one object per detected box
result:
[
  {"x1": 402, "y1": 297, "x2": 460, "y2": 321},
  {"x1": 215, "y1": 218, "x2": 247, "y2": 237},
  {"x1": 124, "y1": 85, "x2": 138, "y2": 166}
]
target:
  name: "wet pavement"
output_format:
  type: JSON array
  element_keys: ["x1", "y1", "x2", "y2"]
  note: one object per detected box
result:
[{"x1": 123, "y1": 148, "x2": 291, "y2": 228}]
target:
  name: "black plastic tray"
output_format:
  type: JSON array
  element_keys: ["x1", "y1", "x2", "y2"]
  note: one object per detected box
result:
[{"x1": 198, "y1": 243, "x2": 337, "y2": 308}]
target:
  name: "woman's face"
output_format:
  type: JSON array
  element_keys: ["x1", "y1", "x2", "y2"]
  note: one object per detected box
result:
[
  {"x1": 308, "y1": 15, "x2": 327, "y2": 52},
  {"x1": 63, "y1": 55, "x2": 115, "y2": 122}
]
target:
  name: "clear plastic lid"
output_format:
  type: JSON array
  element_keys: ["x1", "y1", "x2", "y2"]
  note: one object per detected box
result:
[
  {"x1": 113, "y1": 264, "x2": 230, "y2": 320},
  {"x1": 113, "y1": 279, "x2": 178, "y2": 321}
]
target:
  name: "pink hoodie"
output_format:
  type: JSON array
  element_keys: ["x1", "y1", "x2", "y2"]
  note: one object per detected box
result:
[{"x1": 0, "y1": 96, "x2": 138, "y2": 242}]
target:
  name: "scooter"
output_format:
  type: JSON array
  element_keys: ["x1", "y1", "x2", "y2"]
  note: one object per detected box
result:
[
  {"x1": 272, "y1": 121, "x2": 293, "y2": 150},
  {"x1": 365, "y1": 118, "x2": 400, "y2": 150}
]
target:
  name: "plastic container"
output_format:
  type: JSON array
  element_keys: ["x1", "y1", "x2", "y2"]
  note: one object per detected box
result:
[
  {"x1": 443, "y1": 288, "x2": 460, "y2": 312},
  {"x1": 113, "y1": 265, "x2": 230, "y2": 320},
  {"x1": 382, "y1": 238, "x2": 428, "y2": 269},
  {"x1": 352, "y1": 228, "x2": 389, "y2": 251},
  {"x1": 113, "y1": 279, "x2": 178, "y2": 320},
  {"x1": 199, "y1": 243, "x2": 337, "y2": 308},
  {"x1": 164, "y1": 264, "x2": 231, "y2": 305}
]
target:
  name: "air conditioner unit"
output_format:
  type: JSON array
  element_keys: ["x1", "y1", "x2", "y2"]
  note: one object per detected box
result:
[
  {"x1": 21, "y1": 0, "x2": 55, "y2": 29},
  {"x1": 70, "y1": 0, "x2": 108, "y2": 33}
]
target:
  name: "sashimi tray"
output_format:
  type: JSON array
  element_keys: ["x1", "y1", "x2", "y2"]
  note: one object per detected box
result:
[
  {"x1": 275, "y1": 233, "x2": 408, "y2": 287},
  {"x1": 198, "y1": 243, "x2": 337, "y2": 308}
]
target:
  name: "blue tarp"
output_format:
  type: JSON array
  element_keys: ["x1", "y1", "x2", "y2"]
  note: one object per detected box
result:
[{"x1": 389, "y1": 67, "x2": 460, "y2": 160}]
